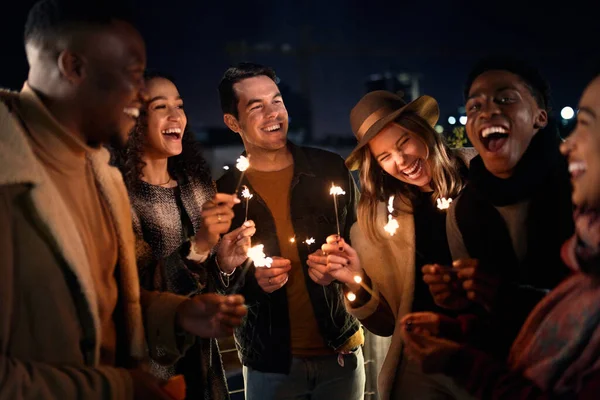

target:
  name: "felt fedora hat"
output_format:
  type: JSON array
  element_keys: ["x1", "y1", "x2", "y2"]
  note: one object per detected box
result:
[{"x1": 345, "y1": 91, "x2": 439, "y2": 171}]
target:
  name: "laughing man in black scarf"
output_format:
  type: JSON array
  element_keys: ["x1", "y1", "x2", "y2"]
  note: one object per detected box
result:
[{"x1": 421, "y1": 57, "x2": 574, "y2": 359}]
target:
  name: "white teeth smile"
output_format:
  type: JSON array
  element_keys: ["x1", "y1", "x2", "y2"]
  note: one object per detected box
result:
[
  {"x1": 481, "y1": 126, "x2": 508, "y2": 138},
  {"x1": 402, "y1": 159, "x2": 421, "y2": 177},
  {"x1": 161, "y1": 128, "x2": 182, "y2": 134},
  {"x1": 569, "y1": 162, "x2": 586, "y2": 173},
  {"x1": 123, "y1": 107, "x2": 140, "y2": 118},
  {"x1": 264, "y1": 124, "x2": 280, "y2": 132}
]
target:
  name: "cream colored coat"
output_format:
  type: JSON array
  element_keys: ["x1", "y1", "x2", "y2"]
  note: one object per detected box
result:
[
  {"x1": 0, "y1": 87, "x2": 188, "y2": 399},
  {"x1": 348, "y1": 148, "x2": 477, "y2": 399}
]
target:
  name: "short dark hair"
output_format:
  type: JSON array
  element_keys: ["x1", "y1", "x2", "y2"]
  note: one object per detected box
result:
[
  {"x1": 24, "y1": 0, "x2": 135, "y2": 49},
  {"x1": 218, "y1": 62, "x2": 278, "y2": 118},
  {"x1": 464, "y1": 56, "x2": 551, "y2": 112}
]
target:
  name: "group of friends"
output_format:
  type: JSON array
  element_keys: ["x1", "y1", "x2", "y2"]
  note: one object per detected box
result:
[{"x1": 2, "y1": 0, "x2": 600, "y2": 399}]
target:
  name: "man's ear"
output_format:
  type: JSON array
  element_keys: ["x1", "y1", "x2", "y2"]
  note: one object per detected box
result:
[
  {"x1": 224, "y1": 114, "x2": 241, "y2": 133},
  {"x1": 57, "y1": 49, "x2": 86, "y2": 83},
  {"x1": 533, "y1": 109, "x2": 548, "y2": 129}
]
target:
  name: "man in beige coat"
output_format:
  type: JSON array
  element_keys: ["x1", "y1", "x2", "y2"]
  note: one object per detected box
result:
[{"x1": 0, "y1": 1, "x2": 246, "y2": 399}]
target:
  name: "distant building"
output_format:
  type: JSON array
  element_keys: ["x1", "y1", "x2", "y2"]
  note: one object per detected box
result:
[{"x1": 365, "y1": 71, "x2": 420, "y2": 101}]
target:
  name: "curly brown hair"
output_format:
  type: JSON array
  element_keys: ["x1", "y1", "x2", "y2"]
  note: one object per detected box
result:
[{"x1": 113, "y1": 72, "x2": 212, "y2": 191}]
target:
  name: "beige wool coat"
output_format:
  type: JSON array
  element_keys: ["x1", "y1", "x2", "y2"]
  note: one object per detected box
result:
[
  {"x1": 347, "y1": 148, "x2": 477, "y2": 399},
  {"x1": 0, "y1": 87, "x2": 190, "y2": 400}
]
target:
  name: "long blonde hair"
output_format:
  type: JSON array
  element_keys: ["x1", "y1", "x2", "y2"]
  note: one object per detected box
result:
[{"x1": 357, "y1": 113, "x2": 466, "y2": 242}]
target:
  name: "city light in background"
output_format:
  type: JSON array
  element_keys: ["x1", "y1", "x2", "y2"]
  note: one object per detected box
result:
[{"x1": 561, "y1": 106, "x2": 575, "y2": 120}]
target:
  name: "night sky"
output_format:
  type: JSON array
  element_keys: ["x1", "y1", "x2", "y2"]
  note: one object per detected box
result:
[{"x1": 2, "y1": 0, "x2": 600, "y2": 140}]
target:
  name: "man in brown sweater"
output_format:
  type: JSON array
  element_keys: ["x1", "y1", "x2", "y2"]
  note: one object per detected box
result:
[
  {"x1": 0, "y1": 1, "x2": 246, "y2": 399},
  {"x1": 217, "y1": 63, "x2": 365, "y2": 400}
]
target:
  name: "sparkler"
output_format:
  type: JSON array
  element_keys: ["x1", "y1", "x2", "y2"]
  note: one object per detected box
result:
[
  {"x1": 436, "y1": 197, "x2": 453, "y2": 210},
  {"x1": 304, "y1": 237, "x2": 315, "y2": 252},
  {"x1": 247, "y1": 244, "x2": 273, "y2": 268},
  {"x1": 346, "y1": 274, "x2": 379, "y2": 302},
  {"x1": 233, "y1": 155, "x2": 250, "y2": 195},
  {"x1": 229, "y1": 243, "x2": 273, "y2": 293},
  {"x1": 384, "y1": 195, "x2": 399, "y2": 236},
  {"x1": 241, "y1": 185, "x2": 253, "y2": 221},
  {"x1": 329, "y1": 183, "x2": 346, "y2": 237}
]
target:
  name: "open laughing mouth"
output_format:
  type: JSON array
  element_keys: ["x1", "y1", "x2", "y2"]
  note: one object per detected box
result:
[
  {"x1": 480, "y1": 126, "x2": 509, "y2": 152},
  {"x1": 568, "y1": 161, "x2": 586, "y2": 180},
  {"x1": 162, "y1": 127, "x2": 182, "y2": 140},
  {"x1": 401, "y1": 159, "x2": 424, "y2": 179},
  {"x1": 262, "y1": 123, "x2": 282, "y2": 133}
]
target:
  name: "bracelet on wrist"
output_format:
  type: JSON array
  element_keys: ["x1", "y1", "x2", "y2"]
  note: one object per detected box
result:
[{"x1": 215, "y1": 256, "x2": 237, "y2": 287}]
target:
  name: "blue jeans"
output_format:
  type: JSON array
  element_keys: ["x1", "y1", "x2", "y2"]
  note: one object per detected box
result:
[{"x1": 243, "y1": 348, "x2": 365, "y2": 400}]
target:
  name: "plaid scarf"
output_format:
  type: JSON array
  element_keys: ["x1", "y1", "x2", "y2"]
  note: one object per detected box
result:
[{"x1": 509, "y1": 208, "x2": 600, "y2": 395}]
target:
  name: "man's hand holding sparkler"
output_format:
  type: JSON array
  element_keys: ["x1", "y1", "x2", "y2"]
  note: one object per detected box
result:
[{"x1": 255, "y1": 257, "x2": 291, "y2": 293}]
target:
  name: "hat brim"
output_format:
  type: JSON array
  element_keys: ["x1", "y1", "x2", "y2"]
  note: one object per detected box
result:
[{"x1": 345, "y1": 95, "x2": 439, "y2": 171}]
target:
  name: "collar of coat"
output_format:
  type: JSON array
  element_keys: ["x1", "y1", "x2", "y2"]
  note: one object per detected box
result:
[{"x1": 0, "y1": 86, "x2": 145, "y2": 364}]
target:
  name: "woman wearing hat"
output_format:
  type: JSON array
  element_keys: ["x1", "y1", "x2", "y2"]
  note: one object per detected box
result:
[{"x1": 307, "y1": 90, "x2": 477, "y2": 399}]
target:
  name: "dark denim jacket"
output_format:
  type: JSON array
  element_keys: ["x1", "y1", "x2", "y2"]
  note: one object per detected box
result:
[{"x1": 216, "y1": 142, "x2": 361, "y2": 373}]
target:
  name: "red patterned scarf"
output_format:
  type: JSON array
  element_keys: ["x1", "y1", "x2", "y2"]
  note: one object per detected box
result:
[{"x1": 508, "y1": 208, "x2": 600, "y2": 395}]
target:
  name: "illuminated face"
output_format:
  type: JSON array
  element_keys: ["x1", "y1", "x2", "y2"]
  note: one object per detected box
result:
[
  {"x1": 368, "y1": 122, "x2": 432, "y2": 190},
  {"x1": 560, "y1": 76, "x2": 600, "y2": 209},
  {"x1": 143, "y1": 77, "x2": 186, "y2": 159},
  {"x1": 229, "y1": 75, "x2": 289, "y2": 152},
  {"x1": 465, "y1": 70, "x2": 547, "y2": 178}
]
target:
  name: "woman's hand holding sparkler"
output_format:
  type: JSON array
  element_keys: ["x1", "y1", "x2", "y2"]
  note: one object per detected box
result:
[
  {"x1": 307, "y1": 235, "x2": 362, "y2": 289},
  {"x1": 216, "y1": 220, "x2": 256, "y2": 273},
  {"x1": 195, "y1": 193, "x2": 240, "y2": 255}
]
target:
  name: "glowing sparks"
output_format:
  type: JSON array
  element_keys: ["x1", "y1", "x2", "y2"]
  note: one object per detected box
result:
[
  {"x1": 247, "y1": 244, "x2": 273, "y2": 268},
  {"x1": 383, "y1": 215, "x2": 399, "y2": 236},
  {"x1": 289, "y1": 237, "x2": 296, "y2": 243},
  {"x1": 305, "y1": 238, "x2": 315, "y2": 246},
  {"x1": 387, "y1": 195, "x2": 395, "y2": 214},
  {"x1": 233, "y1": 156, "x2": 250, "y2": 202},
  {"x1": 329, "y1": 184, "x2": 346, "y2": 196},
  {"x1": 236, "y1": 156, "x2": 250, "y2": 172},
  {"x1": 241, "y1": 185, "x2": 253, "y2": 199},
  {"x1": 353, "y1": 275, "x2": 362, "y2": 284},
  {"x1": 436, "y1": 197, "x2": 453, "y2": 210},
  {"x1": 241, "y1": 185, "x2": 253, "y2": 221},
  {"x1": 330, "y1": 183, "x2": 345, "y2": 236},
  {"x1": 223, "y1": 165, "x2": 230, "y2": 170},
  {"x1": 346, "y1": 292, "x2": 357, "y2": 302},
  {"x1": 383, "y1": 195, "x2": 399, "y2": 236}
]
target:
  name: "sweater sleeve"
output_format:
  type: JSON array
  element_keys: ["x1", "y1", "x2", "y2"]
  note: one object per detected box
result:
[
  {"x1": 344, "y1": 274, "x2": 396, "y2": 337},
  {"x1": 140, "y1": 290, "x2": 195, "y2": 366},
  {"x1": 444, "y1": 346, "x2": 600, "y2": 399}
]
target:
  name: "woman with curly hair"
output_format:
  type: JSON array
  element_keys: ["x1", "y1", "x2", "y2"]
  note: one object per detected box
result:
[
  {"x1": 115, "y1": 72, "x2": 255, "y2": 399},
  {"x1": 307, "y1": 91, "x2": 477, "y2": 399}
]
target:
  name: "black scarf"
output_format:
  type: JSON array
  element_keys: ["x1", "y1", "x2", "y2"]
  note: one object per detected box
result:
[
  {"x1": 456, "y1": 124, "x2": 573, "y2": 288},
  {"x1": 468, "y1": 123, "x2": 562, "y2": 206}
]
